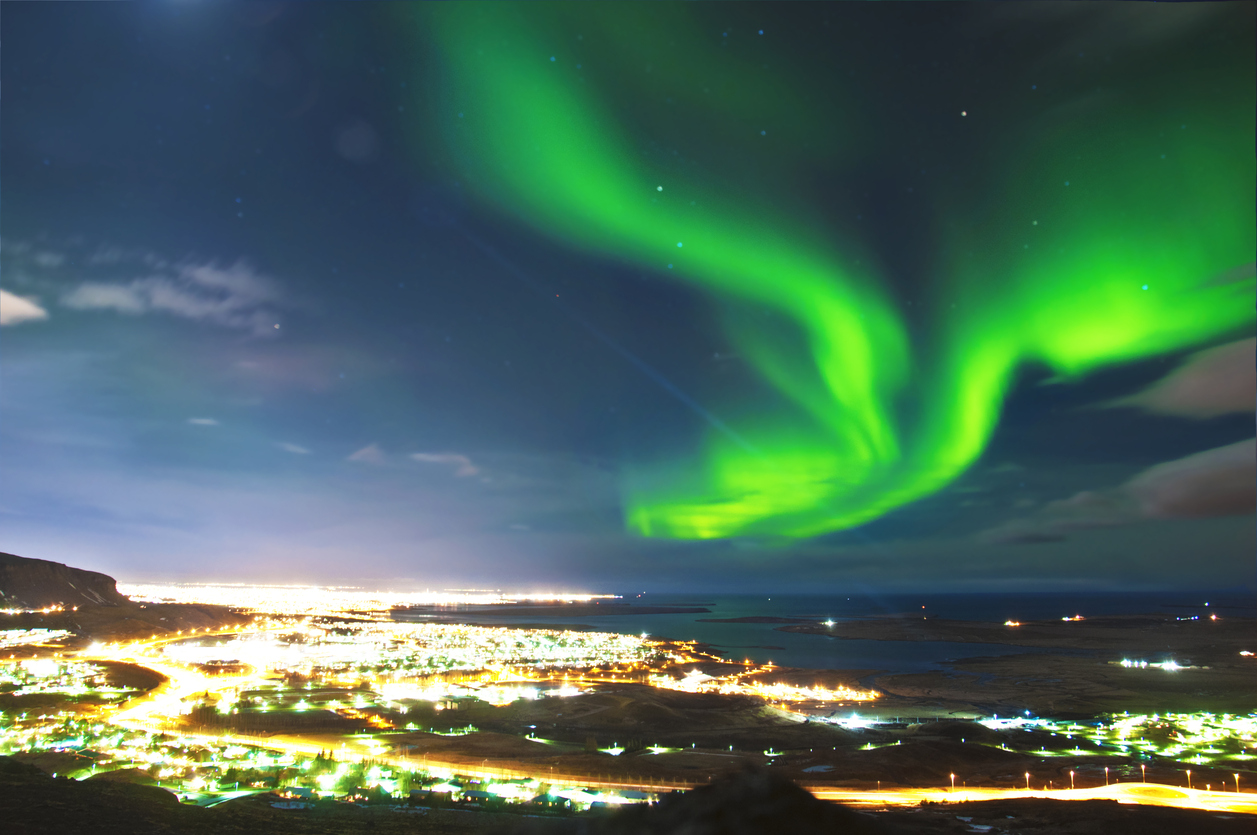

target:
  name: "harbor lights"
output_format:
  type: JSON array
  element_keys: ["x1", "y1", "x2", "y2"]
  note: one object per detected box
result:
[
  {"x1": 1069, "y1": 770, "x2": 1075, "y2": 791},
  {"x1": 950, "y1": 773, "x2": 956, "y2": 792}
]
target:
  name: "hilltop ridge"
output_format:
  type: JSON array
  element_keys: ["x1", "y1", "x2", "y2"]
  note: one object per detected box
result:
[
  {"x1": 0, "y1": 551, "x2": 249, "y2": 640},
  {"x1": 0, "y1": 551, "x2": 130, "y2": 610}
]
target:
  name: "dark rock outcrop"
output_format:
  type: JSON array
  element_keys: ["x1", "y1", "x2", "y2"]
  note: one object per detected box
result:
[
  {"x1": 0, "y1": 552, "x2": 130, "y2": 609},
  {"x1": 0, "y1": 552, "x2": 250, "y2": 640},
  {"x1": 502, "y1": 766, "x2": 898, "y2": 834}
]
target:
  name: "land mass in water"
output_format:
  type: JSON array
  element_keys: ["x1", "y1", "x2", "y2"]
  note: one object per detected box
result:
[
  {"x1": 781, "y1": 614, "x2": 1257, "y2": 716},
  {"x1": 696, "y1": 616, "x2": 810, "y2": 624},
  {"x1": 393, "y1": 603, "x2": 711, "y2": 621}
]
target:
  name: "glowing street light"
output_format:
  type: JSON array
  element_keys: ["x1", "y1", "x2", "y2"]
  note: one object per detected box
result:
[
  {"x1": 1069, "y1": 770, "x2": 1075, "y2": 791},
  {"x1": 1105, "y1": 766, "x2": 1109, "y2": 786},
  {"x1": 1186, "y1": 769, "x2": 1192, "y2": 790},
  {"x1": 1234, "y1": 773, "x2": 1240, "y2": 793},
  {"x1": 1141, "y1": 764, "x2": 1146, "y2": 783},
  {"x1": 950, "y1": 773, "x2": 956, "y2": 791},
  {"x1": 1025, "y1": 772, "x2": 1030, "y2": 791}
]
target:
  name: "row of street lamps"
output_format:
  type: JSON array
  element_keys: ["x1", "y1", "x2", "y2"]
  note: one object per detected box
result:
[{"x1": 947, "y1": 767, "x2": 1245, "y2": 793}]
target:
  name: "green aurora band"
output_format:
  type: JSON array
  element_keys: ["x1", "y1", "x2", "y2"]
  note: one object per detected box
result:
[{"x1": 404, "y1": 5, "x2": 1255, "y2": 540}]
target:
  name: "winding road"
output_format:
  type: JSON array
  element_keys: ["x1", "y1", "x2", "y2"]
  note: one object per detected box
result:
[{"x1": 75, "y1": 628, "x2": 1257, "y2": 817}]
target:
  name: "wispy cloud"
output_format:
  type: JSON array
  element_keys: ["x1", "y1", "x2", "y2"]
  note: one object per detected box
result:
[
  {"x1": 1105, "y1": 338, "x2": 1256, "y2": 419},
  {"x1": 1128, "y1": 438, "x2": 1256, "y2": 518},
  {"x1": 33, "y1": 251, "x2": 65, "y2": 268},
  {"x1": 86, "y1": 245, "x2": 168, "y2": 268},
  {"x1": 1, "y1": 240, "x2": 68, "y2": 271},
  {"x1": 62, "y1": 259, "x2": 283, "y2": 336},
  {"x1": 278, "y1": 442, "x2": 311, "y2": 455},
  {"x1": 0, "y1": 290, "x2": 49, "y2": 326},
  {"x1": 63, "y1": 284, "x2": 147, "y2": 314},
  {"x1": 347, "y1": 443, "x2": 384, "y2": 464},
  {"x1": 187, "y1": 418, "x2": 219, "y2": 426},
  {"x1": 411, "y1": 452, "x2": 479, "y2": 477},
  {"x1": 980, "y1": 439, "x2": 1256, "y2": 544}
]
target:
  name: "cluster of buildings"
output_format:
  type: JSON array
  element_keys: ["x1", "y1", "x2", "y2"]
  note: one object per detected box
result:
[
  {"x1": 0, "y1": 706, "x2": 648, "y2": 812},
  {"x1": 7, "y1": 584, "x2": 1250, "y2": 813},
  {"x1": 0, "y1": 657, "x2": 128, "y2": 699}
]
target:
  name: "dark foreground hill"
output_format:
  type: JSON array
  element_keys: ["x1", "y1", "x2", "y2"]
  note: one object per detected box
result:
[
  {"x1": 499, "y1": 766, "x2": 1254, "y2": 835},
  {"x1": 0, "y1": 551, "x2": 130, "y2": 609},
  {"x1": 0, "y1": 551, "x2": 249, "y2": 640},
  {"x1": 504, "y1": 767, "x2": 894, "y2": 834},
  {"x1": 0, "y1": 755, "x2": 525, "y2": 835},
  {"x1": 2, "y1": 757, "x2": 1251, "y2": 835}
]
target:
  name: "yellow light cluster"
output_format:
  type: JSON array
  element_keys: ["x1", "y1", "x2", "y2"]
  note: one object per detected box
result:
[
  {"x1": 0, "y1": 605, "x2": 69, "y2": 615},
  {"x1": 0, "y1": 658, "x2": 128, "y2": 698},
  {"x1": 1105, "y1": 712, "x2": 1257, "y2": 762}
]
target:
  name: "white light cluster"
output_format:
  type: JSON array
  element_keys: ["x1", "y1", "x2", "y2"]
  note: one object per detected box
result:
[
  {"x1": 0, "y1": 629, "x2": 74, "y2": 649},
  {"x1": 159, "y1": 620, "x2": 650, "y2": 675},
  {"x1": 649, "y1": 667, "x2": 877, "y2": 704},
  {"x1": 819, "y1": 713, "x2": 885, "y2": 730},
  {"x1": 979, "y1": 716, "x2": 1046, "y2": 731},
  {"x1": 118, "y1": 582, "x2": 619, "y2": 616},
  {"x1": 1117, "y1": 659, "x2": 1197, "y2": 671}
]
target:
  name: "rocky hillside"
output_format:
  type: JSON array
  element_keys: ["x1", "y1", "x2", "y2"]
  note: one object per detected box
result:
[
  {"x1": 0, "y1": 551, "x2": 250, "y2": 640},
  {"x1": 0, "y1": 551, "x2": 130, "y2": 610}
]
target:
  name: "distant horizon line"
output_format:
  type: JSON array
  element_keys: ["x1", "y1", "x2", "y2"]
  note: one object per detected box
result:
[{"x1": 116, "y1": 580, "x2": 1257, "y2": 597}]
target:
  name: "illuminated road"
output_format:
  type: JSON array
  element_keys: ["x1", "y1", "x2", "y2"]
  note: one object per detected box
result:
[
  {"x1": 82, "y1": 627, "x2": 271, "y2": 729},
  {"x1": 812, "y1": 783, "x2": 1257, "y2": 815},
  {"x1": 71, "y1": 634, "x2": 1257, "y2": 817}
]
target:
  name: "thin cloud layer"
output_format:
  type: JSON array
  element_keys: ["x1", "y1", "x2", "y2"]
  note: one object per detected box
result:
[
  {"x1": 62, "y1": 260, "x2": 282, "y2": 336},
  {"x1": 347, "y1": 443, "x2": 385, "y2": 464},
  {"x1": 1128, "y1": 438, "x2": 1256, "y2": 518},
  {"x1": 0, "y1": 289, "x2": 49, "y2": 326},
  {"x1": 1109, "y1": 338, "x2": 1256, "y2": 418},
  {"x1": 981, "y1": 438, "x2": 1256, "y2": 544},
  {"x1": 411, "y1": 452, "x2": 479, "y2": 477}
]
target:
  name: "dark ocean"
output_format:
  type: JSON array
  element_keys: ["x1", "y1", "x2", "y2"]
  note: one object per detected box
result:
[{"x1": 444, "y1": 591, "x2": 1257, "y2": 673}]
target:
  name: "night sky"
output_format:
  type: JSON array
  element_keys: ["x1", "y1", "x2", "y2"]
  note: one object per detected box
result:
[{"x1": 2, "y1": 2, "x2": 1253, "y2": 592}]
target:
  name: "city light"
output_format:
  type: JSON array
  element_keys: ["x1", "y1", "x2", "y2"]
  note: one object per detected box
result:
[
  {"x1": 1117, "y1": 659, "x2": 1195, "y2": 671},
  {"x1": 3, "y1": 587, "x2": 1254, "y2": 817},
  {"x1": 648, "y1": 666, "x2": 877, "y2": 707},
  {"x1": 119, "y1": 582, "x2": 620, "y2": 617},
  {"x1": 1, "y1": 628, "x2": 75, "y2": 650}
]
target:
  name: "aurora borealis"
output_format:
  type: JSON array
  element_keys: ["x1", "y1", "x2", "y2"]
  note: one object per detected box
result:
[
  {"x1": 1, "y1": 2, "x2": 1253, "y2": 590},
  {"x1": 408, "y1": 4, "x2": 1254, "y2": 540}
]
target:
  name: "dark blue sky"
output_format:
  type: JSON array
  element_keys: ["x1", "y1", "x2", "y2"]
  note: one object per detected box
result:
[{"x1": 2, "y1": 2, "x2": 1252, "y2": 592}]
